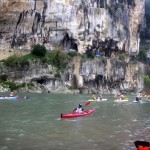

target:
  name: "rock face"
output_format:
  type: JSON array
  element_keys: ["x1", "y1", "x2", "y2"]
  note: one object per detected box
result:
[
  {"x1": 0, "y1": 0, "x2": 145, "y2": 93},
  {"x1": 0, "y1": 57, "x2": 143, "y2": 94},
  {"x1": 0, "y1": 0, "x2": 145, "y2": 55}
]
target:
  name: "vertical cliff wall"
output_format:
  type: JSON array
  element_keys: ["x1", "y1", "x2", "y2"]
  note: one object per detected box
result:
[
  {"x1": 0, "y1": 56, "x2": 143, "y2": 94},
  {"x1": 0, "y1": 0, "x2": 145, "y2": 55},
  {"x1": 0, "y1": 0, "x2": 145, "y2": 93}
]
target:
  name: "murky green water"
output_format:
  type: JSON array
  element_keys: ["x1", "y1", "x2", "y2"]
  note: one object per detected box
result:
[{"x1": 0, "y1": 93, "x2": 150, "y2": 150}]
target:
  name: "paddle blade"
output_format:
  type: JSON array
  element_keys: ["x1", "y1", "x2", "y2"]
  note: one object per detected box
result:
[
  {"x1": 134, "y1": 141, "x2": 150, "y2": 148},
  {"x1": 84, "y1": 101, "x2": 90, "y2": 106}
]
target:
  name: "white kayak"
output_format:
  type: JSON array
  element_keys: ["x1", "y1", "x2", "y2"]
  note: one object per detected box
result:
[{"x1": 132, "y1": 100, "x2": 143, "y2": 103}]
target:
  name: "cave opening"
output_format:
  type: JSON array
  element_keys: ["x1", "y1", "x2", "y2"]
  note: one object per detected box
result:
[
  {"x1": 62, "y1": 33, "x2": 78, "y2": 52},
  {"x1": 32, "y1": 78, "x2": 46, "y2": 85}
]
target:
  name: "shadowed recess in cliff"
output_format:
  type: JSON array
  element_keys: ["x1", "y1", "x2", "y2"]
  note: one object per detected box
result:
[
  {"x1": 86, "y1": 38, "x2": 120, "y2": 58},
  {"x1": 62, "y1": 33, "x2": 78, "y2": 51},
  {"x1": 32, "y1": 12, "x2": 41, "y2": 34}
]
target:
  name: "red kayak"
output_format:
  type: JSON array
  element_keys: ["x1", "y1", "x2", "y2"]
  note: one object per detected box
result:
[
  {"x1": 138, "y1": 146, "x2": 150, "y2": 150},
  {"x1": 134, "y1": 141, "x2": 150, "y2": 150},
  {"x1": 61, "y1": 108, "x2": 96, "y2": 119}
]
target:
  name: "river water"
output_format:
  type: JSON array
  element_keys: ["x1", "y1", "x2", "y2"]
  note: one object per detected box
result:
[{"x1": 0, "y1": 93, "x2": 150, "y2": 150}]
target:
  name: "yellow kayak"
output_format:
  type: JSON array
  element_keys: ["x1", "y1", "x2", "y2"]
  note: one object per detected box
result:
[{"x1": 88, "y1": 99, "x2": 107, "y2": 102}]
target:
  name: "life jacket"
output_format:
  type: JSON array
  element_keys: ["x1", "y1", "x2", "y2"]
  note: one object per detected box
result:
[
  {"x1": 138, "y1": 146, "x2": 150, "y2": 150},
  {"x1": 76, "y1": 107, "x2": 83, "y2": 113}
]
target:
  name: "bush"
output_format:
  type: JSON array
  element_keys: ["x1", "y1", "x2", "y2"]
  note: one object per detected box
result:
[
  {"x1": 144, "y1": 76, "x2": 150, "y2": 88},
  {"x1": 47, "y1": 50, "x2": 68, "y2": 70},
  {"x1": 0, "y1": 75, "x2": 7, "y2": 82},
  {"x1": 4, "y1": 81, "x2": 19, "y2": 91},
  {"x1": 85, "y1": 49, "x2": 95, "y2": 59},
  {"x1": 3, "y1": 55, "x2": 30, "y2": 69},
  {"x1": 68, "y1": 51, "x2": 78, "y2": 58},
  {"x1": 31, "y1": 44, "x2": 47, "y2": 57},
  {"x1": 118, "y1": 53, "x2": 125, "y2": 60},
  {"x1": 138, "y1": 49, "x2": 147, "y2": 62}
]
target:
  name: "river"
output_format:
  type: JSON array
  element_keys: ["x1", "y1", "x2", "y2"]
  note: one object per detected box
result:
[{"x1": 0, "y1": 93, "x2": 150, "y2": 150}]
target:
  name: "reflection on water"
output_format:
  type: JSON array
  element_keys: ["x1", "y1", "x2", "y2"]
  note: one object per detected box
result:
[{"x1": 0, "y1": 93, "x2": 150, "y2": 150}]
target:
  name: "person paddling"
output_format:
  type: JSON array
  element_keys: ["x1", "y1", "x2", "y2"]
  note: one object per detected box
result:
[
  {"x1": 97, "y1": 94, "x2": 103, "y2": 101},
  {"x1": 93, "y1": 95, "x2": 97, "y2": 100},
  {"x1": 10, "y1": 91, "x2": 15, "y2": 97},
  {"x1": 136, "y1": 93, "x2": 141, "y2": 102},
  {"x1": 73, "y1": 104, "x2": 84, "y2": 113}
]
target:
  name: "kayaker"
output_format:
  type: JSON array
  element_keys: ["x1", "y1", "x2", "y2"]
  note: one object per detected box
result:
[
  {"x1": 10, "y1": 91, "x2": 15, "y2": 97},
  {"x1": 136, "y1": 93, "x2": 141, "y2": 102},
  {"x1": 116, "y1": 93, "x2": 123, "y2": 100},
  {"x1": 74, "y1": 104, "x2": 84, "y2": 113},
  {"x1": 93, "y1": 95, "x2": 97, "y2": 100},
  {"x1": 97, "y1": 94, "x2": 102, "y2": 101}
]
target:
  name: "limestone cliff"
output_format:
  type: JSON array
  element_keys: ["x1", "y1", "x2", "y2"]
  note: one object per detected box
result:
[
  {"x1": 0, "y1": 0, "x2": 145, "y2": 55},
  {"x1": 0, "y1": 0, "x2": 145, "y2": 93},
  {"x1": 0, "y1": 56, "x2": 143, "y2": 94}
]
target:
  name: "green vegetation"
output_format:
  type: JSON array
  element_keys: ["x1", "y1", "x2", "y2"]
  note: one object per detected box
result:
[
  {"x1": 31, "y1": 44, "x2": 47, "y2": 57},
  {"x1": 0, "y1": 75, "x2": 7, "y2": 82},
  {"x1": 68, "y1": 51, "x2": 78, "y2": 58},
  {"x1": 144, "y1": 76, "x2": 150, "y2": 88},
  {"x1": 118, "y1": 53, "x2": 125, "y2": 60},
  {"x1": 85, "y1": 49, "x2": 95, "y2": 59},
  {"x1": 47, "y1": 50, "x2": 68, "y2": 70},
  {"x1": 138, "y1": 49, "x2": 147, "y2": 62},
  {"x1": 1, "y1": 45, "x2": 80, "y2": 71},
  {"x1": 0, "y1": 81, "x2": 34, "y2": 91},
  {"x1": 2, "y1": 54, "x2": 36, "y2": 69}
]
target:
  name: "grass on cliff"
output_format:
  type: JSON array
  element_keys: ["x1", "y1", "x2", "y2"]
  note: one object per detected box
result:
[
  {"x1": 1, "y1": 46, "x2": 79, "y2": 71},
  {"x1": 143, "y1": 75, "x2": 150, "y2": 94},
  {"x1": 0, "y1": 80, "x2": 34, "y2": 91},
  {"x1": 144, "y1": 76, "x2": 150, "y2": 87},
  {"x1": 1, "y1": 54, "x2": 36, "y2": 69}
]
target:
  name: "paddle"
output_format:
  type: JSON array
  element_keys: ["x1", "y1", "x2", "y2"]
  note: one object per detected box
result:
[
  {"x1": 84, "y1": 101, "x2": 90, "y2": 107},
  {"x1": 134, "y1": 141, "x2": 150, "y2": 148}
]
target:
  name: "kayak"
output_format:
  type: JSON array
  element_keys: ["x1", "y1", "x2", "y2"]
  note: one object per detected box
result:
[
  {"x1": 61, "y1": 108, "x2": 96, "y2": 119},
  {"x1": 0, "y1": 96, "x2": 19, "y2": 100},
  {"x1": 133, "y1": 100, "x2": 143, "y2": 103},
  {"x1": 0, "y1": 96, "x2": 29, "y2": 100},
  {"x1": 134, "y1": 141, "x2": 150, "y2": 150},
  {"x1": 114, "y1": 99, "x2": 128, "y2": 102},
  {"x1": 88, "y1": 99, "x2": 107, "y2": 102},
  {"x1": 138, "y1": 146, "x2": 150, "y2": 150}
]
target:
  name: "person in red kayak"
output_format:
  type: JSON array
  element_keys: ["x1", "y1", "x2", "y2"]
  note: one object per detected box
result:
[{"x1": 74, "y1": 104, "x2": 84, "y2": 113}]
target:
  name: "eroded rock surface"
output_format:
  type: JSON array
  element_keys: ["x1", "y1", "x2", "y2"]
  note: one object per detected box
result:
[{"x1": 0, "y1": 0, "x2": 145, "y2": 55}]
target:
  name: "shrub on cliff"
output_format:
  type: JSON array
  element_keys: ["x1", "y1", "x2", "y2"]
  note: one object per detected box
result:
[
  {"x1": 118, "y1": 53, "x2": 125, "y2": 60},
  {"x1": 47, "y1": 50, "x2": 68, "y2": 70},
  {"x1": 144, "y1": 76, "x2": 150, "y2": 88},
  {"x1": 138, "y1": 49, "x2": 147, "y2": 62},
  {"x1": 31, "y1": 44, "x2": 47, "y2": 57},
  {"x1": 68, "y1": 51, "x2": 78, "y2": 58},
  {"x1": 3, "y1": 55, "x2": 29, "y2": 69},
  {"x1": 85, "y1": 49, "x2": 95, "y2": 59}
]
